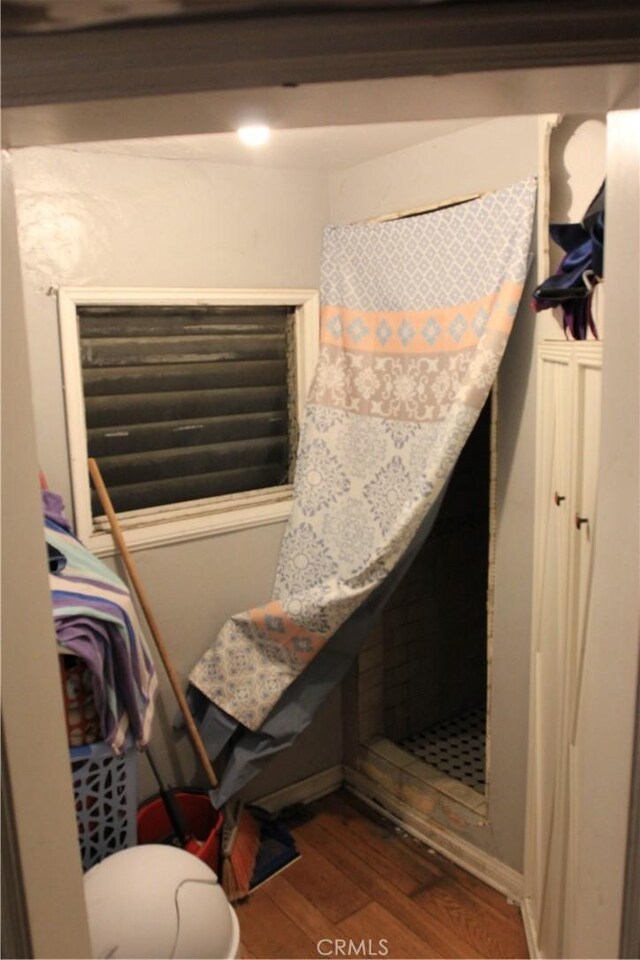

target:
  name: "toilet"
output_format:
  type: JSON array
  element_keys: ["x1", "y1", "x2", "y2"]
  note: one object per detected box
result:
[{"x1": 83, "y1": 845, "x2": 240, "y2": 959}]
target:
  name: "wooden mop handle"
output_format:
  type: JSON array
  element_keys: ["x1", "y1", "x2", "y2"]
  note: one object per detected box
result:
[{"x1": 88, "y1": 458, "x2": 218, "y2": 789}]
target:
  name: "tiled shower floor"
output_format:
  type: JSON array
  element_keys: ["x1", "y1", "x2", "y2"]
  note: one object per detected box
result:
[{"x1": 398, "y1": 706, "x2": 487, "y2": 794}]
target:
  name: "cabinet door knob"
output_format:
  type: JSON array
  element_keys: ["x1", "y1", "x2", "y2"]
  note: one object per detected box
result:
[
  {"x1": 575, "y1": 513, "x2": 589, "y2": 530},
  {"x1": 554, "y1": 492, "x2": 566, "y2": 506}
]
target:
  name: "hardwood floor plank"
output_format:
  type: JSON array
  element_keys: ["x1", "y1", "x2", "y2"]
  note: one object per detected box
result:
[
  {"x1": 339, "y1": 900, "x2": 439, "y2": 960},
  {"x1": 413, "y1": 879, "x2": 529, "y2": 959},
  {"x1": 281, "y1": 833, "x2": 371, "y2": 924},
  {"x1": 424, "y1": 851, "x2": 523, "y2": 924},
  {"x1": 297, "y1": 821, "x2": 482, "y2": 959},
  {"x1": 236, "y1": 888, "x2": 318, "y2": 959},
  {"x1": 235, "y1": 791, "x2": 529, "y2": 960},
  {"x1": 313, "y1": 793, "x2": 444, "y2": 889},
  {"x1": 263, "y1": 873, "x2": 343, "y2": 945},
  {"x1": 337, "y1": 790, "x2": 523, "y2": 927},
  {"x1": 302, "y1": 807, "x2": 440, "y2": 895}
]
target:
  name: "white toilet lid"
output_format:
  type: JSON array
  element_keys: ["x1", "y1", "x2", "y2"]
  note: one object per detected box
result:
[{"x1": 84, "y1": 844, "x2": 240, "y2": 959}]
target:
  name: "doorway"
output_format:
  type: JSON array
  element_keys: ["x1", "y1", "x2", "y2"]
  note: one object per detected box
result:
[
  {"x1": 386, "y1": 397, "x2": 491, "y2": 796},
  {"x1": 351, "y1": 396, "x2": 493, "y2": 823}
]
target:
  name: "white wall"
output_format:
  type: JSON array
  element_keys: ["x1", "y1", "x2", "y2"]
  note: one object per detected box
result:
[
  {"x1": 550, "y1": 116, "x2": 606, "y2": 224},
  {"x1": 330, "y1": 115, "x2": 541, "y2": 871},
  {"x1": 329, "y1": 115, "x2": 538, "y2": 222},
  {"x1": 538, "y1": 115, "x2": 607, "y2": 340},
  {"x1": 1, "y1": 154, "x2": 92, "y2": 959},
  {"x1": 12, "y1": 146, "x2": 328, "y2": 511},
  {"x1": 10, "y1": 145, "x2": 340, "y2": 800}
]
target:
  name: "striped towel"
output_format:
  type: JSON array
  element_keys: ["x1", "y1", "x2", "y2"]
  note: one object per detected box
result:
[{"x1": 45, "y1": 494, "x2": 157, "y2": 753}]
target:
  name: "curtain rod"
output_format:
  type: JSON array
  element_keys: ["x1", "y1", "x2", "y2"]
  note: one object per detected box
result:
[{"x1": 360, "y1": 189, "x2": 483, "y2": 225}]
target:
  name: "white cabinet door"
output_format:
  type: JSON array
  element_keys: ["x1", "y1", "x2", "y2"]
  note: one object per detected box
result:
[
  {"x1": 525, "y1": 340, "x2": 602, "y2": 959},
  {"x1": 563, "y1": 346, "x2": 603, "y2": 958},
  {"x1": 529, "y1": 345, "x2": 572, "y2": 957}
]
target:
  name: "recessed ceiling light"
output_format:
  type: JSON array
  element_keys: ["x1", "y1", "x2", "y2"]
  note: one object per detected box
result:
[{"x1": 237, "y1": 125, "x2": 271, "y2": 147}]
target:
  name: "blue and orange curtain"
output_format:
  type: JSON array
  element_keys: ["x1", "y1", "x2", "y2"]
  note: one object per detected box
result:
[{"x1": 189, "y1": 177, "x2": 537, "y2": 803}]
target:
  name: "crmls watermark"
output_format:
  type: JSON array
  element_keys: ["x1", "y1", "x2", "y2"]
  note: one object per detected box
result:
[{"x1": 316, "y1": 938, "x2": 390, "y2": 957}]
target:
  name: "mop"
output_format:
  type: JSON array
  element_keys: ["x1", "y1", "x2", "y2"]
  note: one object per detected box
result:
[{"x1": 88, "y1": 459, "x2": 260, "y2": 899}]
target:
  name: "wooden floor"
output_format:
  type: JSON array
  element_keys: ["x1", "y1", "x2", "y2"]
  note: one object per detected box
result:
[{"x1": 237, "y1": 790, "x2": 529, "y2": 959}]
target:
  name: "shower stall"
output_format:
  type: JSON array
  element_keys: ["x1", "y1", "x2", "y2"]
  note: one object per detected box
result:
[
  {"x1": 345, "y1": 395, "x2": 493, "y2": 830},
  {"x1": 388, "y1": 397, "x2": 490, "y2": 795}
]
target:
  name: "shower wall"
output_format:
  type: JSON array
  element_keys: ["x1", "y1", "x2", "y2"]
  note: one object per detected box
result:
[
  {"x1": 356, "y1": 400, "x2": 491, "y2": 748},
  {"x1": 382, "y1": 400, "x2": 491, "y2": 744}
]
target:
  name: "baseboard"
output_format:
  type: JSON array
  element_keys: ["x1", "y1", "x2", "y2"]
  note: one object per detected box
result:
[
  {"x1": 254, "y1": 764, "x2": 344, "y2": 814},
  {"x1": 345, "y1": 766, "x2": 523, "y2": 903},
  {"x1": 521, "y1": 896, "x2": 542, "y2": 959}
]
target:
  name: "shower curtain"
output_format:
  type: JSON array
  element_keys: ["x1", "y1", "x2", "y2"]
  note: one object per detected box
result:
[{"x1": 189, "y1": 176, "x2": 536, "y2": 804}]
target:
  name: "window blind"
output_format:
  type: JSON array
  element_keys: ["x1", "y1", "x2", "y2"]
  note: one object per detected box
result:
[{"x1": 79, "y1": 304, "x2": 294, "y2": 516}]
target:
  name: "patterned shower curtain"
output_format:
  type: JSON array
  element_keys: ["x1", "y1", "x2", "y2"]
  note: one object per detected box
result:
[{"x1": 189, "y1": 177, "x2": 536, "y2": 803}]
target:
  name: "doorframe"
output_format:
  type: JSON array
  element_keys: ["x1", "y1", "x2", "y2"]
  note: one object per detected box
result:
[
  {"x1": 621, "y1": 661, "x2": 640, "y2": 958},
  {"x1": 2, "y1": 28, "x2": 638, "y2": 957},
  {"x1": 2, "y1": 2, "x2": 639, "y2": 109}
]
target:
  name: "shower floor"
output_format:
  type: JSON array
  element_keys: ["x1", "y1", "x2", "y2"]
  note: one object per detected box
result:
[{"x1": 398, "y1": 706, "x2": 487, "y2": 794}]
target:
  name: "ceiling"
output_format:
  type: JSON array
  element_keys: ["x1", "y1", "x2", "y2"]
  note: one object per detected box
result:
[{"x1": 58, "y1": 119, "x2": 483, "y2": 172}]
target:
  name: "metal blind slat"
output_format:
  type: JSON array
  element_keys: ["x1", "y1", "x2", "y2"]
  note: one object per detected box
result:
[
  {"x1": 80, "y1": 319, "x2": 287, "y2": 338},
  {"x1": 82, "y1": 359, "x2": 287, "y2": 396},
  {"x1": 96, "y1": 436, "x2": 289, "y2": 486},
  {"x1": 92, "y1": 465, "x2": 286, "y2": 514},
  {"x1": 81, "y1": 334, "x2": 286, "y2": 367},
  {"x1": 87, "y1": 411, "x2": 288, "y2": 457},
  {"x1": 84, "y1": 385, "x2": 287, "y2": 428},
  {"x1": 79, "y1": 304, "x2": 290, "y2": 337}
]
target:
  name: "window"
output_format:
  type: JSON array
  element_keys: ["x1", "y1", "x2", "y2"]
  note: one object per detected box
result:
[{"x1": 58, "y1": 288, "x2": 319, "y2": 554}]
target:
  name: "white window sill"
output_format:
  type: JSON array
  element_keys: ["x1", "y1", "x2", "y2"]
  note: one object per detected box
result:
[{"x1": 87, "y1": 485, "x2": 293, "y2": 557}]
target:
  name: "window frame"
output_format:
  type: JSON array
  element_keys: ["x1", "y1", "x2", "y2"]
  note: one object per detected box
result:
[{"x1": 58, "y1": 286, "x2": 319, "y2": 556}]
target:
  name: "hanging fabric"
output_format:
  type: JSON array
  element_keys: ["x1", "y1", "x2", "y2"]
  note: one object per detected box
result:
[
  {"x1": 189, "y1": 177, "x2": 537, "y2": 804},
  {"x1": 532, "y1": 181, "x2": 605, "y2": 339}
]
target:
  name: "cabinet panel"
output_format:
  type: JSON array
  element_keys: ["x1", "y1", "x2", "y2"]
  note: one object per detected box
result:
[
  {"x1": 570, "y1": 360, "x2": 602, "y2": 692},
  {"x1": 531, "y1": 349, "x2": 572, "y2": 955},
  {"x1": 525, "y1": 341, "x2": 602, "y2": 959},
  {"x1": 563, "y1": 354, "x2": 602, "y2": 957}
]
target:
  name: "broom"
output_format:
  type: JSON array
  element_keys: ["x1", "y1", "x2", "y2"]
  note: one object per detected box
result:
[
  {"x1": 221, "y1": 799, "x2": 261, "y2": 902},
  {"x1": 88, "y1": 458, "x2": 260, "y2": 899}
]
